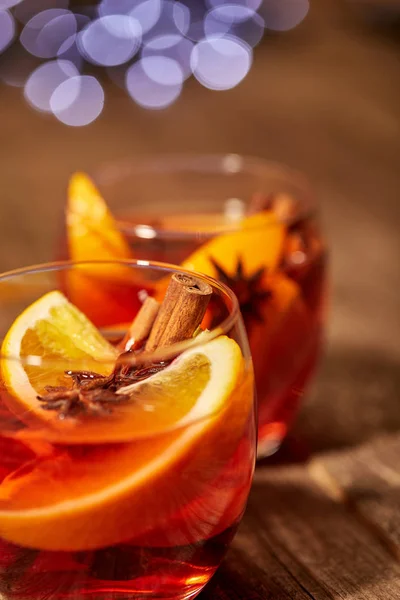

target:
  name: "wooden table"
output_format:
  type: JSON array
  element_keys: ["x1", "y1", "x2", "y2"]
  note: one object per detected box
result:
[{"x1": 1, "y1": 1, "x2": 399, "y2": 597}]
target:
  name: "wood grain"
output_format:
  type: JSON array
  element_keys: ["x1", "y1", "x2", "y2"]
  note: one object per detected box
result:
[
  {"x1": 310, "y1": 433, "x2": 400, "y2": 559},
  {"x1": 202, "y1": 463, "x2": 400, "y2": 599},
  {"x1": 292, "y1": 348, "x2": 400, "y2": 454}
]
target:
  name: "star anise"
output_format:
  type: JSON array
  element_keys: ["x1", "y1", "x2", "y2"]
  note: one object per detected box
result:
[
  {"x1": 210, "y1": 256, "x2": 272, "y2": 327},
  {"x1": 37, "y1": 361, "x2": 168, "y2": 420}
]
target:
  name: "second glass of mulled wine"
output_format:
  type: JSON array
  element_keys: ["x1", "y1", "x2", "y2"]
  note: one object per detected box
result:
[{"x1": 69, "y1": 154, "x2": 328, "y2": 457}]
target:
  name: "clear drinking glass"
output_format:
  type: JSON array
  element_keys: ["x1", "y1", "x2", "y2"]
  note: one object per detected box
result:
[
  {"x1": 88, "y1": 154, "x2": 328, "y2": 457},
  {"x1": 0, "y1": 260, "x2": 256, "y2": 600}
]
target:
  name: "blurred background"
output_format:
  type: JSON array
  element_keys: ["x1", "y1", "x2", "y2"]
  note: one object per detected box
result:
[{"x1": 0, "y1": 0, "x2": 399, "y2": 452}]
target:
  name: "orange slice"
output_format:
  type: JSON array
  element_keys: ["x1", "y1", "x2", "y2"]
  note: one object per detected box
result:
[
  {"x1": 181, "y1": 210, "x2": 286, "y2": 279},
  {"x1": 67, "y1": 172, "x2": 132, "y2": 268},
  {"x1": 65, "y1": 173, "x2": 144, "y2": 326},
  {"x1": 0, "y1": 290, "x2": 242, "y2": 441},
  {"x1": 0, "y1": 290, "x2": 117, "y2": 426},
  {"x1": 0, "y1": 315, "x2": 251, "y2": 550}
]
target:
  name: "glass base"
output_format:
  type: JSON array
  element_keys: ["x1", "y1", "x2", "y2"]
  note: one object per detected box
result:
[{"x1": 0, "y1": 525, "x2": 238, "y2": 600}]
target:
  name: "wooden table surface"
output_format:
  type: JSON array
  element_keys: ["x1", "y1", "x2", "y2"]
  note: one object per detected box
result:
[{"x1": 1, "y1": 1, "x2": 399, "y2": 598}]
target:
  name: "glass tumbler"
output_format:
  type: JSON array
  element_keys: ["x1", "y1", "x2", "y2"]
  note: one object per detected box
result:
[
  {"x1": 88, "y1": 154, "x2": 328, "y2": 457},
  {"x1": 0, "y1": 259, "x2": 256, "y2": 600}
]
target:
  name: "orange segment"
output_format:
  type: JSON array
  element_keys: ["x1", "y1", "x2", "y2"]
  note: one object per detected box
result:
[
  {"x1": 1, "y1": 291, "x2": 244, "y2": 443},
  {"x1": 181, "y1": 210, "x2": 285, "y2": 279}
]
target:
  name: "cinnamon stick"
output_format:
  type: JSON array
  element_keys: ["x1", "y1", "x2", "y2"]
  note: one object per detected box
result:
[
  {"x1": 120, "y1": 296, "x2": 160, "y2": 351},
  {"x1": 145, "y1": 273, "x2": 212, "y2": 351}
]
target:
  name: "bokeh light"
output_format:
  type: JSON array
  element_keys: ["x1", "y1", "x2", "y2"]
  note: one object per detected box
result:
[
  {"x1": 78, "y1": 15, "x2": 141, "y2": 66},
  {"x1": 207, "y1": 0, "x2": 262, "y2": 12},
  {"x1": 126, "y1": 57, "x2": 182, "y2": 109},
  {"x1": 142, "y1": 33, "x2": 193, "y2": 79},
  {"x1": 98, "y1": 0, "x2": 134, "y2": 16},
  {"x1": 205, "y1": 5, "x2": 264, "y2": 47},
  {"x1": 20, "y1": 9, "x2": 76, "y2": 58},
  {"x1": 74, "y1": 13, "x2": 91, "y2": 30},
  {"x1": 142, "y1": 0, "x2": 186, "y2": 41},
  {"x1": 175, "y1": 1, "x2": 205, "y2": 42},
  {"x1": 24, "y1": 59, "x2": 78, "y2": 112},
  {"x1": 56, "y1": 13, "x2": 89, "y2": 71},
  {"x1": 0, "y1": 9, "x2": 15, "y2": 54},
  {"x1": 141, "y1": 54, "x2": 182, "y2": 85},
  {"x1": 172, "y1": 2, "x2": 190, "y2": 36},
  {"x1": 191, "y1": 35, "x2": 252, "y2": 90},
  {"x1": 50, "y1": 74, "x2": 105, "y2": 126},
  {"x1": 0, "y1": 0, "x2": 311, "y2": 125},
  {"x1": 230, "y1": 12, "x2": 264, "y2": 47},
  {"x1": 34, "y1": 12, "x2": 78, "y2": 59},
  {"x1": 97, "y1": 0, "x2": 135, "y2": 17},
  {"x1": 57, "y1": 35, "x2": 83, "y2": 71},
  {"x1": 130, "y1": 0, "x2": 162, "y2": 35},
  {"x1": 99, "y1": 0, "x2": 162, "y2": 35},
  {"x1": 260, "y1": 0, "x2": 310, "y2": 31},
  {"x1": 208, "y1": 4, "x2": 257, "y2": 24}
]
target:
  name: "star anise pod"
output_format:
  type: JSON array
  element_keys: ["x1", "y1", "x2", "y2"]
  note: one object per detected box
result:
[
  {"x1": 37, "y1": 374, "x2": 128, "y2": 419},
  {"x1": 37, "y1": 361, "x2": 168, "y2": 420},
  {"x1": 210, "y1": 256, "x2": 272, "y2": 327}
]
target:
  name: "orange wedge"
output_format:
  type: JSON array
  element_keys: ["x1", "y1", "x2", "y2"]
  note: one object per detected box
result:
[
  {"x1": 65, "y1": 173, "x2": 144, "y2": 326},
  {"x1": 67, "y1": 172, "x2": 132, "y2": 267},
  {"x1": 181, "y1": 210, "x2": 286, "y2": 279},
  {"x1": 0, "y1": 294, "x2": 252, "y2": 550}
]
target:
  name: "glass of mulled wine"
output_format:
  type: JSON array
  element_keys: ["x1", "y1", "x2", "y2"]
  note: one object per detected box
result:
[
  {"x1": 71, "y1": 154, "x2": 328, "y2": 457},
  {"x1": 0, "y1": 259, "x2": 256, "y2": 600}
]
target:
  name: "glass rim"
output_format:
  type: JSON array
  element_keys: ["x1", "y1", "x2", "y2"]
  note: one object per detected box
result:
[
  {"x1": 0, "y1": 259, "x2": 241, "y2": 367},
  {"x1": 92, "y1": 152, "x2": 317, "y2": 240}
]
